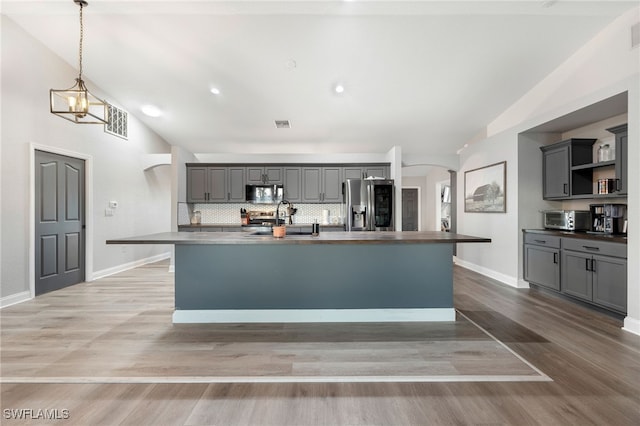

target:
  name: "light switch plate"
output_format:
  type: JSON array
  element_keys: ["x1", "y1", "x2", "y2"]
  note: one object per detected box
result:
[{"x1": 105, "y1": 208, "x2": 114, "y2": 217}]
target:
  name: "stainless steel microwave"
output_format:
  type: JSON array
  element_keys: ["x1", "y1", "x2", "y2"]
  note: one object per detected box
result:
[
  {"x1": 245, "y1": 184, "x2": 283, "y2": 204},
  {"x1": 542, "y1": 210, "x2": 590, "y2": 231}
]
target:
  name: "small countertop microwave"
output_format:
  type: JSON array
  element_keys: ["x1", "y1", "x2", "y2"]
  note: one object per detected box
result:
[{"x1": 543, "y1": 210, "x2": 590, "y2": 231}]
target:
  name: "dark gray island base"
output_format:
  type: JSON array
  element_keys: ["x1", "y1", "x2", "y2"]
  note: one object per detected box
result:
[{"x1": 107, "y1": 231, "x2": 490, "y2": 323}]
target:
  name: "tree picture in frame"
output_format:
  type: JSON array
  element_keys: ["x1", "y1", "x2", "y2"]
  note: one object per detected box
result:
[{"x1": 464, "y1": 161, "x2": 506, "y2": 213}]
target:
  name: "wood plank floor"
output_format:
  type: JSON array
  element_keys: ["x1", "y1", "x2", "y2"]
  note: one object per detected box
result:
[{"x1": 1, "y1": 261, "x2": 639, "y2": 425}]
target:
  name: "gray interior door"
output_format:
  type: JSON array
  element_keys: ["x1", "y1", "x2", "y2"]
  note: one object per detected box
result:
[
  {"x1": 35, "y1": 150, "x2": 85, "y2": 295},
  {"x1": 402, "y1": 188, "x2": 419, "y2": 231}
]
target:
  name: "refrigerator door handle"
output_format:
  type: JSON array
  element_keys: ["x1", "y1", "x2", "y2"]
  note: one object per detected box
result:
[{"x1": 367, "y1": 182, "x2": 374, "y2": 231}]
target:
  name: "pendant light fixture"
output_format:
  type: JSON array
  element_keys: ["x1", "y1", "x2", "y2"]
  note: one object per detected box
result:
[{"x1": 50, "y1": 0, "x2": 109, "y2": 124}]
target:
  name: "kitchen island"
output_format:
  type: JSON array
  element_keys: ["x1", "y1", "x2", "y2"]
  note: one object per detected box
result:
[{"x1": 107, "y1": 231, "x2": 490, "y2": 323}]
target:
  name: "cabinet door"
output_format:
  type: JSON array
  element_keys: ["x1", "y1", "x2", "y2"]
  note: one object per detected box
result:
[
  {"x1": 284, "y1": 168, "x2": 301, "y2": 202},
  {"x1": 302, "y1": 168, "x2": 322, "y2": 202},
  {"x1": 561, "y1": 251, "x2": 592, "y2": 301},
  {"x1": 246, "y1": 167, "x2": 265, "y2": 184},
  {"x1": 207, "y1": 168, "x2": 227, "y2": 202},
  {"x1": 542, "y1": 146, "x2": 570, "y2": 199},
  {"x1": 186, "y1": 167, "x2": 208, "y2": 203},
  {"x1": 524, "y1": 245, "x2": 560, "y2": 291},
  {"x1": 364, "y1": 167, "x2": 387, "y2": 179},
  {"x1": 592, "y1": 255, "x2": 627, "y2": 313},
  {"x1": 264, "y1": 167, "x2": 283, "y2": 184},
  {"x1": 227, "y1": 167, "x2": 246, "y2": 202},
  {"x1": 344, "y1": 167, "x2": 363, "y2": 180},
  {"x1": 322, "y1": 167, "x2": 343, "y2": 202},
  {"x1": 615, "y1": 131, "x2": 627, "y2": 195}
]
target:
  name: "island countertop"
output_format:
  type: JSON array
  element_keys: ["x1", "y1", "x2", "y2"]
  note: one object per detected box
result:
[{"x1": 107, "y1": 231, "x2": 491, "y2": 245}]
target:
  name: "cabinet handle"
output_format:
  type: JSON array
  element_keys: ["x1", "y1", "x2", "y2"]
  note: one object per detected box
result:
[
  {"x1": 563, "y1": 183, "x2": 568, "y2": 194},
  {"x1": 228, "y1": 192, "x2": 231, "y2": 201},
  {"x1": 615, "y1": 179, "x2": 621, "y2": 192},
  {"x1": 534, "y1": 239, "x2": 546, "y2": 244},
  {"x1": 553, "y1": 253, "x2": 558, "y2": 264},
  {"x1": 591, "y1": 259, "x2": 596, "y2": 273},
  {"x1": 585, "y1": 258, "x2": 591, "y2": 271},
  {"x1": 582, "y1": 245, "x2": 600, "y2": 251}
]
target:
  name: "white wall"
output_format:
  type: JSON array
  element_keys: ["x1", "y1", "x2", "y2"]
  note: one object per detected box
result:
[
  {"x1": 456, "y1": 6, "x2": 640, "y2": 334},
  {"x1": 1, "y1": 16, "x2": 172, "y2": 303}
]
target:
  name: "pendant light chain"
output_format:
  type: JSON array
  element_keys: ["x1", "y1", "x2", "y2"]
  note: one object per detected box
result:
[{"x1": 78, "y1": 2, "x2": 84, "y2": 80}]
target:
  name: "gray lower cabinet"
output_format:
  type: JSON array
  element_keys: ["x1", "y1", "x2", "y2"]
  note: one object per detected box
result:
[
  {"x1": 523, "y1": 233, "x2": 560, "y2": 291},
  {"x1": 560, "y1": 237, "x2": 627, "y2": 313},
  {"x1": 523, "y1": 232, "x2": 627, "y2": 314}
]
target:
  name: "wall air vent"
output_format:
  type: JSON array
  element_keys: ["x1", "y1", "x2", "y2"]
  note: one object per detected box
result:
[
  {"x1": 105, "y1": 104, "x2": 128, "y2": 139},
  {"x1": 632, "y1": 22, "x2": 640, "y2": 48},
  {"x1": 274, "y1": 120, "x2": 291, "y2": 129}
]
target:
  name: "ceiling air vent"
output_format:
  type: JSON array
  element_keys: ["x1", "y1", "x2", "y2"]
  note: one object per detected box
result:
[
  {"x1": 274, "y1": 120, "x2": 291, "y2": 129},
  {"x1": 104, "y1": 104, "x2": 128, "y2": 140}
]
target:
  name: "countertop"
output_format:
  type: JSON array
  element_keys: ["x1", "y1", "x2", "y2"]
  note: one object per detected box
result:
[
  {"x1": 107, "y1": 231, "x2": 491, "y2": 245},
  {"x1": 178, "y1": 223, "x2": 345, "y2": 229},
  {"x1": 523, "y1": 229, "x2": 627, "y2": 244}
]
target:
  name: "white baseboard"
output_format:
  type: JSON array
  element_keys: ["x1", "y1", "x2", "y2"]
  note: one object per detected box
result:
[
  {"x1": 91, "y1": 252, "x2": 171, "y2": 281},
  {"x1": 173, "y1": 308, "x2": 456, "y2": 323},
  {"x1": 453, "y1": 256, "x2": 527, "y2": 288},
  {"x1": 0, "y1": 291, "x2": 32, "y2": 309},
  {"x1": 623, "y1": 316, "x2": 640, "y2": 336}
]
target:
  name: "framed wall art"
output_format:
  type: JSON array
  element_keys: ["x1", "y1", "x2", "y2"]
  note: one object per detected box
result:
[{"x1": 464, "y1": 161, "x2": 506, "y2": 213}]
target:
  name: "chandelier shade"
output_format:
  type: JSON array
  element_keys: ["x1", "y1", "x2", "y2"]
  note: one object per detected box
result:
[{"x1": 49, "y1": 0, "x2": 109, "y2": 125}]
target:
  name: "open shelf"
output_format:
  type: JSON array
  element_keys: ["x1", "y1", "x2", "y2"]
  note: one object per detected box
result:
[{"x1": 571, "y1": 160, "x2": 615, "y2": 171}]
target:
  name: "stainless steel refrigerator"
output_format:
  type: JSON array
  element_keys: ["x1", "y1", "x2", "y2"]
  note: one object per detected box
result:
[{"x1": 345, "y1": 179, "x2": 395, "y2": 231}]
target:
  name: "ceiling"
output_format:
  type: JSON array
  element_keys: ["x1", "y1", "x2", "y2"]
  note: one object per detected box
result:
[{"x1": 4, "y1": 1, "x2": 637, "y2": 162}]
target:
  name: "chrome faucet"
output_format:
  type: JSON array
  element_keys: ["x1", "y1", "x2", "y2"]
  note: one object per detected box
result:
[{"x1": 275, "y1": 200, "x2": 290, "y2": 227}]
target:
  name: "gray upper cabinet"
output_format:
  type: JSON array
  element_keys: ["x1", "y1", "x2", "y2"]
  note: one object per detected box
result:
[
  {"x1": 227, "y1": 167, "x2": 246, "y2": 202},
  {"x1": 301, "y1": 167, "x2": 322, "y2": 202},
  {"x1": 541, "y1": 144, "x2": 570, "y2": 199},
  {"x1": 186, "y1": 167, "x2": 209, "y2": 203},
  {"x1": 186, "y1": 165, "x2": 245, "y2": 203},
  {"x1": 283, "y1": 167, "x2": 301, "y2": 202},
  {"x1": 301, "y1": 167, "x2": 343, "y2": 203},
  {"x1": 188, "y1": 163, "x2": 387, "y2": 204},
  {"x1": 247, "y1": 166, "x2": 283, "y2": 184},
  {"x1": 322, "y1": 167, "x2": 343, "y2": 202},
  {"x1": 607, "y1": 124, "x2": 627, "y2": 195},
  {"x1": 344, "y1": 166, "x2": 390, "y2": 180},
  {"x1": 343, "y1": 167, "x2": 363, "y2": 180},
  {"x1": 541, "y1": 139, "x2": 595, "y2": 199}
]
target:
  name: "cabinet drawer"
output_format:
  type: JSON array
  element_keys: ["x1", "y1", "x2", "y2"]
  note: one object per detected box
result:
[
  {"x1": 524, "y1": 233, "x2": 561, "y2": 248},
  {"x1": 562, "y1": 237, "x2": 626, "y2": 258}
]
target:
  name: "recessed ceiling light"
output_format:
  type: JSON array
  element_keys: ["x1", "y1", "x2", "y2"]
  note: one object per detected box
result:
[
  {"x1": 334, "y1": 84, "x2": 345, "y2": 94},
  {"x1": 274, "y1": 120, "x2": 291, "y2": 129},
  {"x1": 210, "y1": 87, "x2": 221, "y2": 95},
  {"x1": 141, "y1": 104, "x2": 162, "y2": 117}
]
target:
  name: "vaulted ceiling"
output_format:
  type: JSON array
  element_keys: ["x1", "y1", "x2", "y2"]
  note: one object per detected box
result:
[{"x1": 4, "y1": 1, "x2": 636, "y2": 162}]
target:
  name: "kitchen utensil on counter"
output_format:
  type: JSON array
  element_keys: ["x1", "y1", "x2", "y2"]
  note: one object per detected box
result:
[
  {"x1": 190, "y1": 211, "x2": 201, "y2": 225},
  {"x1": 312, "y1": 221, "x2": 320, "y2": 236}
]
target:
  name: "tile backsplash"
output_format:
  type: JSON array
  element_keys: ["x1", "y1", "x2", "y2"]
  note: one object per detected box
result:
[{"x1": 179, "y1": 202, "x2": 344, "y2": 225}]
